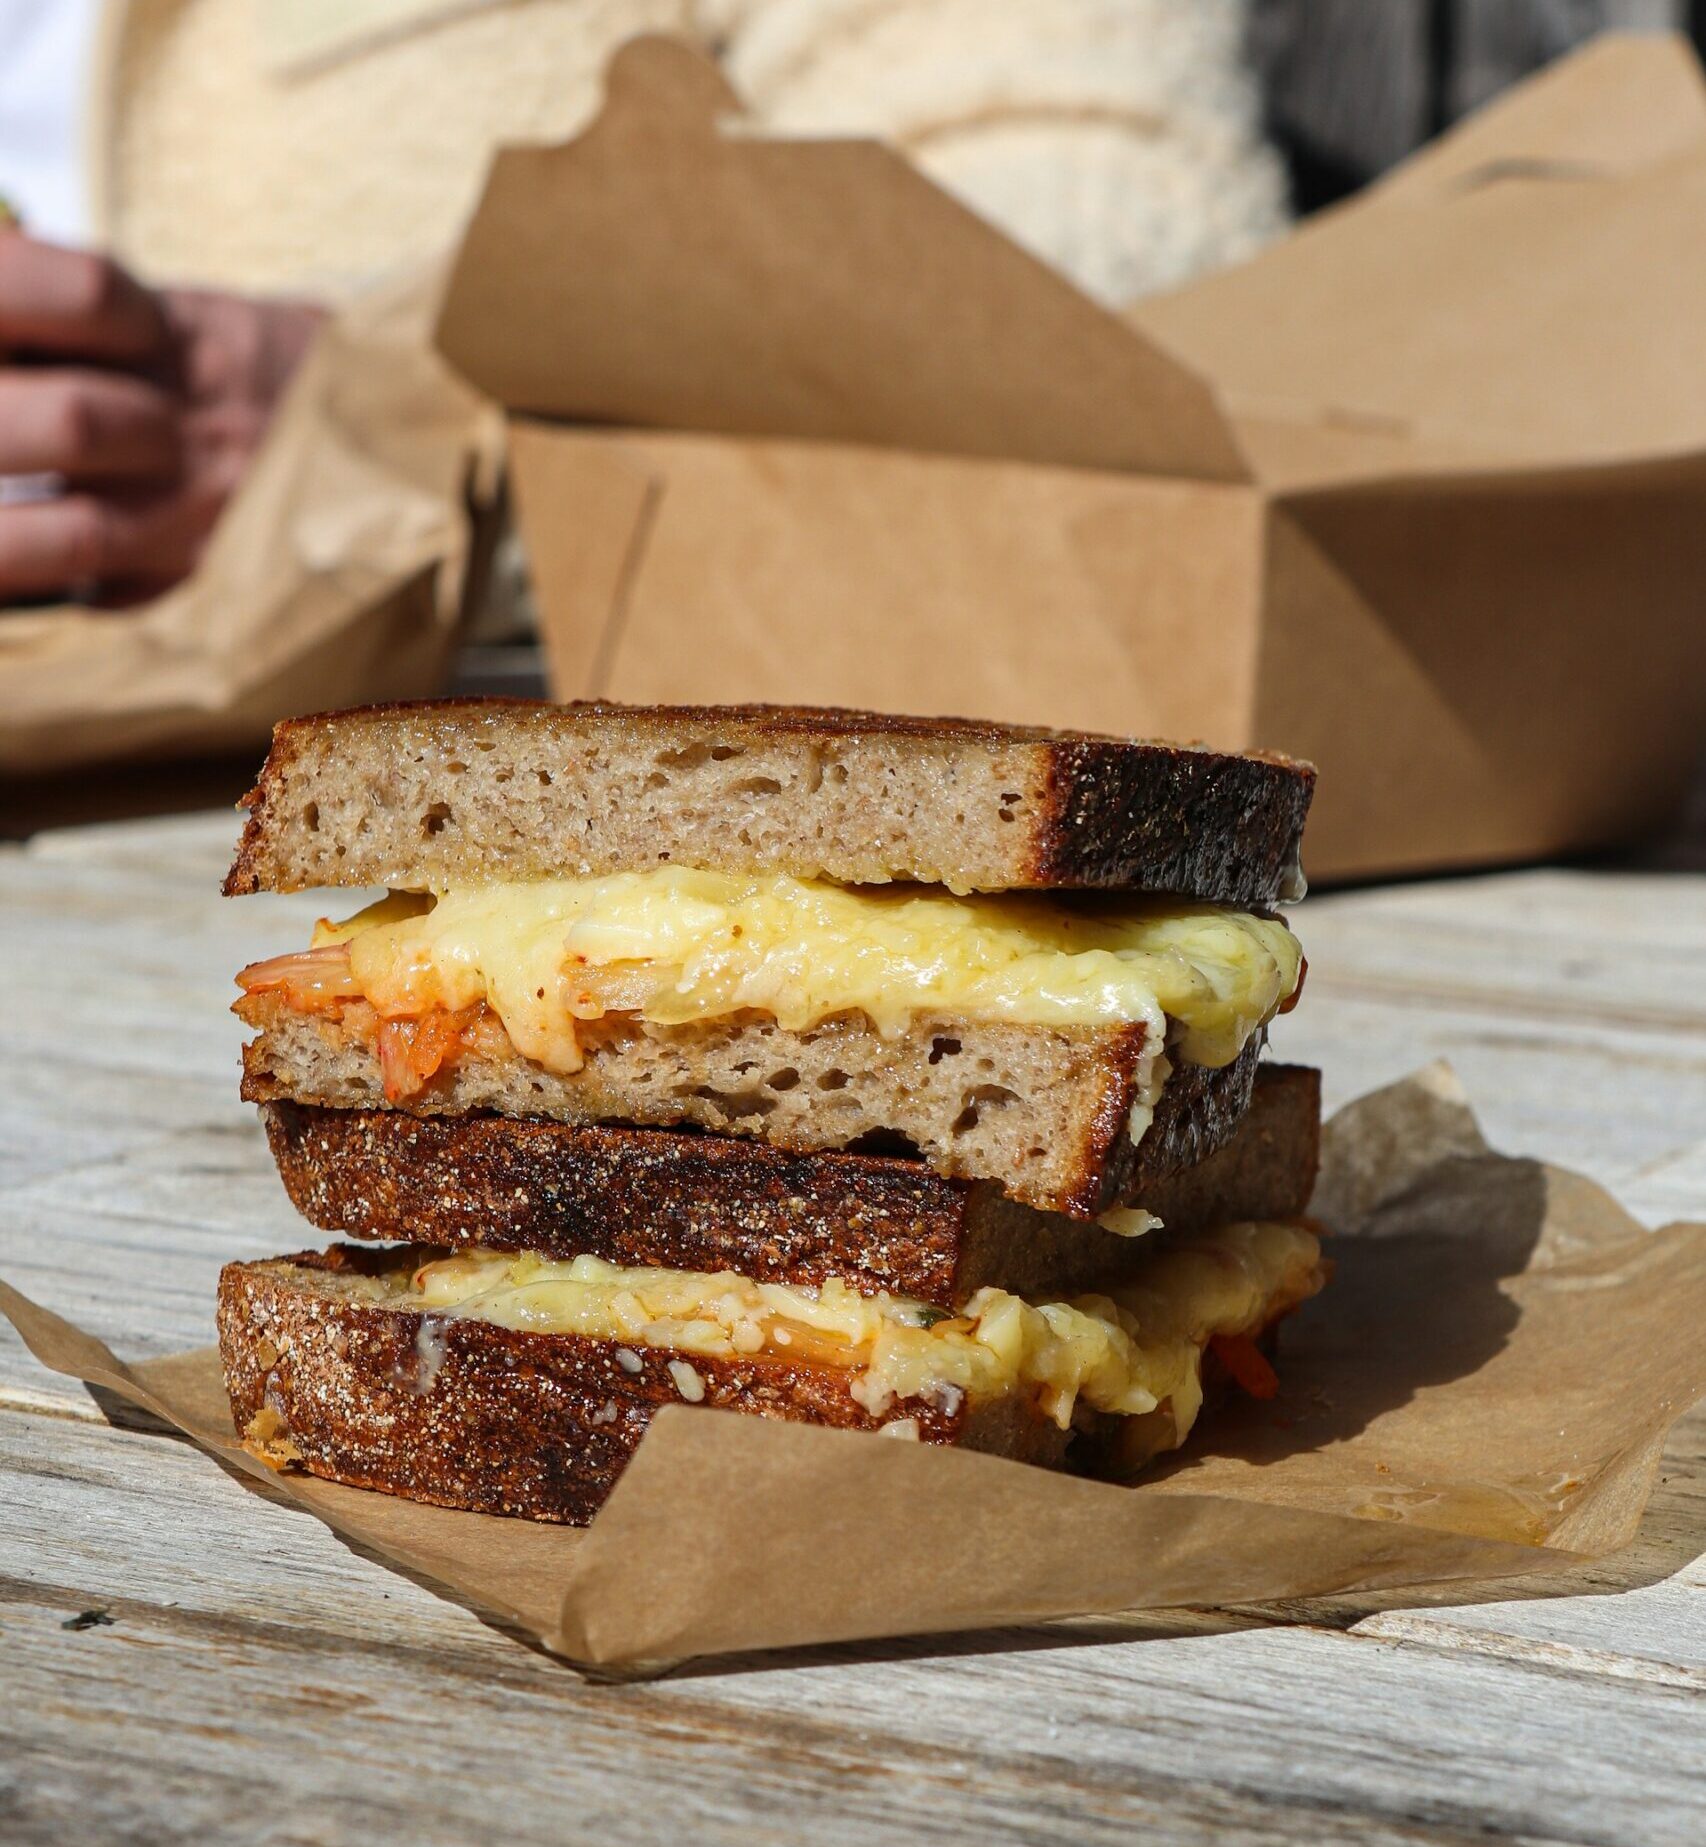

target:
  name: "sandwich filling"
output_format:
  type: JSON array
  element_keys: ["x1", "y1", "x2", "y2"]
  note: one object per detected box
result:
[
  {"x1": 405, "y1": 1219, "x2": 1323, "y2": 1433},
  {"x1": 237, "y1": 869, "x2": 1304, "y2": 1132}
]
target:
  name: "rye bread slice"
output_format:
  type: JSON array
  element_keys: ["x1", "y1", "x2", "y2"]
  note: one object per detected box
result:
[
  {"x1": 237, "y1": 994, "x2": 1266, "y2": 1218},
  {"x1": 260, "y1": 1064, "x2": 1321, "y2": 1308},
  {"x1": 218, "y1": 1244, "x2": 1069, "y2": 1526},
  {"x1": 222, "y1": 699, "x2": 1314, "y2": 903}
]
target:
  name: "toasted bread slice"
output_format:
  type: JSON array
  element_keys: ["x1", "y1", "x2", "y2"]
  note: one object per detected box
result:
[
  {"x1": 223, "y1": 699, "x2": 1314, "y2": 903},
  {"x1": 218, "y1": 1227, "x2": 1325, "y2": 1525},
  {"x1": 260, "y1": 1065, "x2": 1320, "y2": 1308},
  {"x1": 238, "y1": 994, "x2": 1265, "y2": 1217},
  {"x1": 219, "y1": 1245, "x2": 1069, "y2": 1526}
]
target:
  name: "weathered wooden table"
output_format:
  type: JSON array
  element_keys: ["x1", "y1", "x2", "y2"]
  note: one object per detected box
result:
[{"x1": 4, "y1": 810, "x2": 1705, "y2": 1845}]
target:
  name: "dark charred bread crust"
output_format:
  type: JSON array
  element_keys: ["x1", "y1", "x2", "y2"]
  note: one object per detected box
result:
[
  {"x1": 222, "y1": 697, "x2": 1313, "y2": 902},
  {"x1": 958, "y1": 1060, "x2": 1318, "y2": 1294},
  {"x1": 218, "y1": 1244, "x2": 1069, "y2": 1526},
  {"x1": 260, "y1": 1104, "x2": 977, "y2": 1301},
  {"x1": 1073, "y1": 1033, "x2": 1268, "y2": 1216},
  {"x1": 1033, "y1": 736, "x2": 1314, "y2": 898},
  {"x1": 259, "y1": 1064, "x2": 1320, "y2": 1307},
  {"x1": 237, "y1": 987, "x2": 1264, "y2": 1216},
  {"x1": 238, "y1": 996, "x2": 1263, "y2": 1218},
  {"x1": 1100, "y1": 1062, "x2": 1320, "y2": 1246}
]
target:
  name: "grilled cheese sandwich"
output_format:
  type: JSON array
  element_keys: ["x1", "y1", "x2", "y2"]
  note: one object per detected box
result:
[{"x1": 217, "y1": 699, "x2": 1327, "y2": 1526}]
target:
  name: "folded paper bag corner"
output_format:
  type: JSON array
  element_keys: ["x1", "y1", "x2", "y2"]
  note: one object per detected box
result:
[{"x1": 435, "y1": 32, "x2": 1249, "y2": 485}]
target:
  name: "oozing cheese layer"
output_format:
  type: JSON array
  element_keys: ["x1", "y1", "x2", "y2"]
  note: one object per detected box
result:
[
  {"x1": 408, "y1": 1220, "x2": 1323, "y2": 1433},
  {"x1": 309, "y1": 869, "x2": 1302, "y2": 1080}
]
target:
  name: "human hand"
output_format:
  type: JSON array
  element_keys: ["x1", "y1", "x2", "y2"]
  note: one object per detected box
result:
[{"x1": 0, "y1": 235, "x2": 324, "y2": 604}]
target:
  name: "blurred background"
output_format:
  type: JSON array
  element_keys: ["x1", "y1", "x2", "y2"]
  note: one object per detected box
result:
[{"x1": 2, "y1": 0, "x2": 1704, "y2": 871}]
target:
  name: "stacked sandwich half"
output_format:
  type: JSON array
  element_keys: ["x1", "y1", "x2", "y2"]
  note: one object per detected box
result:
[{"x1": 218, "y1": 701, "x2": 1327, "y2": 1521}]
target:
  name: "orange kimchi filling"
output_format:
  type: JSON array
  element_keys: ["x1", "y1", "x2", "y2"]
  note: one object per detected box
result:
[
  {"x1": 235, "y1": 944, "x2": 494, "y2": 1104},
  {"x1": 1208, "y1": 1331, "x2": 1280, "y2": 1400}
]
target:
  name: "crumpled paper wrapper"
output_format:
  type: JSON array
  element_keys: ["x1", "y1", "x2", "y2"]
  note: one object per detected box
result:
[
  {"x1": 5, "y1": 1063, "x2": 1705, "y2": 1672},
  {"x1": 0, "y1": 260, "x2": 499, "y2": 778}
]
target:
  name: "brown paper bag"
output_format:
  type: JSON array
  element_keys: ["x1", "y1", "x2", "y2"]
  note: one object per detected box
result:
[
  {"x1": 0, "y1": 261, "x2": 498, "y2": 781},
  {"x1": 437, "y1": 33, "x2": 1706, "y2": 882},
  {"x1": 4, "y1": 1066, "x2": 1704, "y2": 1672}
]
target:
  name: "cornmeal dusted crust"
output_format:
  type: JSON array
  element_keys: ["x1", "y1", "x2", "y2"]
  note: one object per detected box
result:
[
  {"x1": 218, "y1": 1244, "x2": 1069, "y2": 1526},
  {"x1": 238, "y1": 995, "x2": 1268, "y2": 1218},
  {"x1": 260, "y1": 1065, "x2": 1321, "y2": 1307},
  {"x1": 222, "y1": 699, "x2": 1315, "y2": 902}
]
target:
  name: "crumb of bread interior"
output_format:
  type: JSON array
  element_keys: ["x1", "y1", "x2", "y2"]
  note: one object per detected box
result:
[{"x1": 234, "y1": 870, "x2": 1305, "y2": 1142}]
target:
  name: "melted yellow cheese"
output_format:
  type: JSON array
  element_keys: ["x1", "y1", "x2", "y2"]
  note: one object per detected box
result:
[
  {"x1": 317, "y1": 869, "x2": 1302, "y2": 1082},
  {"x1": 408, "y1": 1221, "x2": 1321, "y2": 1434},
  {"x1": 1097, "y1": 1207, "x2": 1165, "y2": 1240}
]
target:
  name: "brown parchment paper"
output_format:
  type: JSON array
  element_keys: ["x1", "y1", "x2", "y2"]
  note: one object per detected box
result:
[
  {"x1": 5, "y1": 1063, "x2": 1706, "y2": 1672},
  {"x1": 0, "y1": 259, "x2": 498, "y2": 779}
]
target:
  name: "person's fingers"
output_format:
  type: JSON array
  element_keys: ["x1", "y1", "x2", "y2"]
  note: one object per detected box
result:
[
  {"x1": 0, "y1": 477, "x2": 224, "y2": 601},
  {"x1": 0, "y1": 370, "x2": 181, "y2": 481},
  {"x1": 181, "y1": 397, "x2": 269, "y2": 461},
  {"x1": 0, "y1": 236, "x2": 169, "y2": 363},
  {"x1": 162, "y1": 289, "x2": 326, "y2": 408},
  {"x1": 0, "y1": 495, "x2": 146, "y2": 599}
]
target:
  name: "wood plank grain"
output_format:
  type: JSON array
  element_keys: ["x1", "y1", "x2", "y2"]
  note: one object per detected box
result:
[
  {"x1": 1617, "y1": 1136, "x2": 1706, "y2": 1227},
  {"x1": 1280, "y1": 996, "x2": 1706, "y2": 1189},
  {"x1": 6, "y1": 811, "x2": 1706, "y2": 1847},
  {"x1": 0, "y1": 1408, "x2": 1693, "y2": 1847},
  {"x1": 1281, "y1": 867, "x2": 1706, "y2": 1188}
]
